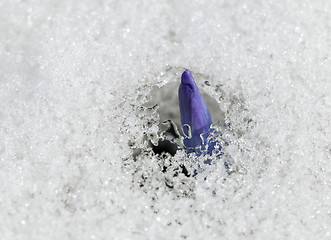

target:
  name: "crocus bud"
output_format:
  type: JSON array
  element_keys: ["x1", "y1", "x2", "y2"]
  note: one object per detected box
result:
[{"x1": 178, "y1": 69, "x2": 214, "y2": 154}]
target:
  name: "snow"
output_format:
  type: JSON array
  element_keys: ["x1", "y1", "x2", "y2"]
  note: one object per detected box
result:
[{"x1": 0, "y1": 0, "x2": 330, "y2": 239}]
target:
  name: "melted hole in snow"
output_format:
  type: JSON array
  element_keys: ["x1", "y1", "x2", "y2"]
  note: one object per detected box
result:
[{"x1": 129, "y1": 70, "x2": 253, "y2": 189}]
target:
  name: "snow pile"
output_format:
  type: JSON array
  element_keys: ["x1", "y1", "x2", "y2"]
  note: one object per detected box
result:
[{"x1": 0, "y1": 0, "x2": 330, "y2": 239}]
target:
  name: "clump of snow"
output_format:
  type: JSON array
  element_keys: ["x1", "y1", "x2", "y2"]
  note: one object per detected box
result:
[{"x1": 0, "y1": 0, "x2": 330, "y2": 239}]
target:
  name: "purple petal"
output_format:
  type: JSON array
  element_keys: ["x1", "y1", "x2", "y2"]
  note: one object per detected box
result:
[{"x1": 178, "y1": 69, "x2": 212, "y2": 151}]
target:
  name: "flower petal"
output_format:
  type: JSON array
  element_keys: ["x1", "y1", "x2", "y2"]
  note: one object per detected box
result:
[{"x1": 178, "y1": 69, "x2": 213, "y2": 152}]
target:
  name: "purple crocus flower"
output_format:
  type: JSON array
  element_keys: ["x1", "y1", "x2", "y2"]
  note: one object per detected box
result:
[{"x1": 178, "y1": 69, "x2": 215, "y2": 155}]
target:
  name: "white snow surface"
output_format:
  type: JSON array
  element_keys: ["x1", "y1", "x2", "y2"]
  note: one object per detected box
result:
[{"x1": 0, "y1": 0, "x2": 330, "y2": 239}]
